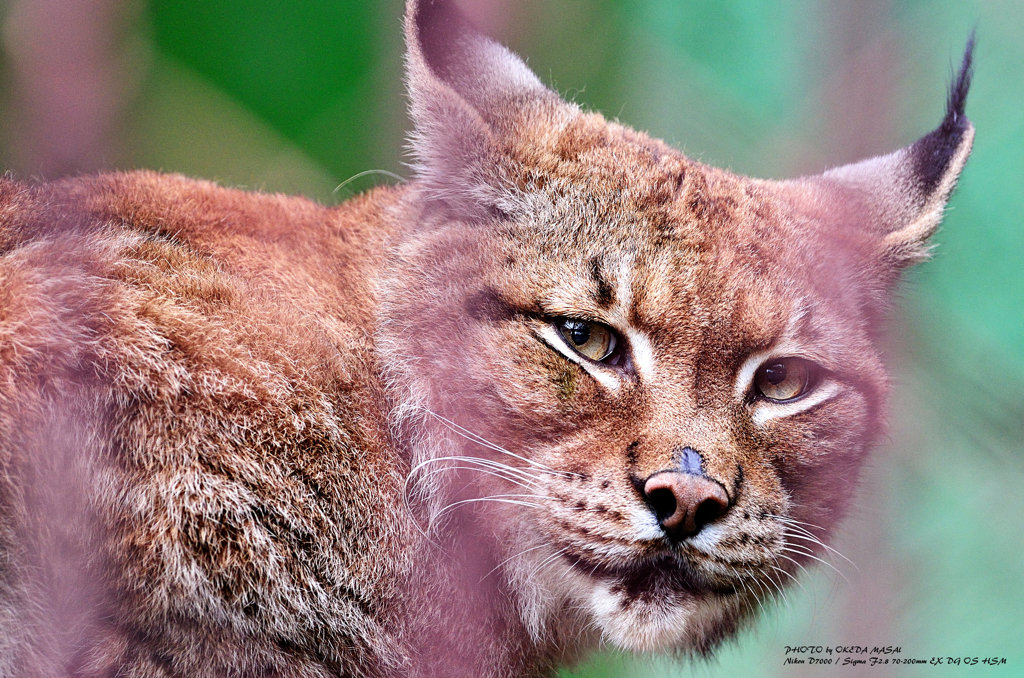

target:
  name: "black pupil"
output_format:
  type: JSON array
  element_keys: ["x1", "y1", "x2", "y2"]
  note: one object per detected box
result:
[
  {"x1": 563, "y1": 320, "x2": 590, "y2": 346},
  {"x1": 764, "y1": 362, "x2": 787, "y2": 385}
]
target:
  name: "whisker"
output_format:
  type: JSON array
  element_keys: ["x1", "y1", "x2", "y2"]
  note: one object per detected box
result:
[
  {"x1": 778, "y1": 546, "x2": 849, "y2": 585},
  {"x1": 416, "y1": 462, "x2": 540, "y2": 491},
  {"x1": 527, "y1": 546, "x2": 570, "y2": 581},
  {"x1": 774, "y1": 552, "x2": 811, "y2": 581},
  {"x1": 400, "y1": 480, "x2": 442, "y2": 550},
  {"x1": 731, "y1": 572, "x2": 759, "y2": 618},
  {"x1": 760, "y1": 569, "x2": 787, "y2": 607},
  {"x1": 772, "y1": 514, "x2": 832, "y2": 534},
  {"x1": 409, "y1": 455, "x2": 543, "y2": 486},
  {"x1": 781, "y1": 530, "x2": 859, "y2": 571},
  {"x1": 768, "y1": 563, "x2": 805, "y2": 599},
  {"x1": 429, "y1": 495, "x2": 546, "y2": 535},
  {"x1": 745, "y1": 572, "x2": 778, "y2": 621},
  {"x1": 435, "y1": 495, "x2": 545, "y2": 517},
  {"x1": 479, "y1": 543, "x2": 551, "y2": 583},
  {"x1": 770, "y1": 513, "x2": 859, "y2": 573},
  {"x1": 764, "y1": 568, "x2": 791, "y2": 607},
  {"x1": 417, "y1": 407, "x2": 580, "y2": 478},
  {"x1": 333, "y1": 168, "x2": 404, "y2": 194},
  {"x1": 403, "y1": 455, "x2": 542, "y2": 541},
  {"x1": 773, "y1": 515, "x2": 859, "y2": 566}
]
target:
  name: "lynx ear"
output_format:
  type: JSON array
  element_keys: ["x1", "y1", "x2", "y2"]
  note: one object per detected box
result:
[
  {"x1": 404, "y1": 0, "x2": 566, "y2": 218},
  {"x1": 818, "y1": 36, "x2": 975, "y2": 267}
]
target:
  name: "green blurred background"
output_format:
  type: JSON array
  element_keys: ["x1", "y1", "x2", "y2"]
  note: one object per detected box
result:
[{"x1": 1, "y1": 1, "x2": 1020, "y2": 676}]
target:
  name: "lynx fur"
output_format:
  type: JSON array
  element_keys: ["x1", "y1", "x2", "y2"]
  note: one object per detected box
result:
[{"x1": 0, "y1": 1, "x2": 973, "y2": 676}]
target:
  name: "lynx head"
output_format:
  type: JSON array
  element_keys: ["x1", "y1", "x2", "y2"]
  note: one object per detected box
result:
[{"x1": 379, "y1": 0, "x2": 973, "y2": 654}]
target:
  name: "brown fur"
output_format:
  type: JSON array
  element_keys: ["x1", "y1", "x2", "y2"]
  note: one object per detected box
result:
[{"x1": 0, "y1": 2, "x2": 972, "y2": 676}]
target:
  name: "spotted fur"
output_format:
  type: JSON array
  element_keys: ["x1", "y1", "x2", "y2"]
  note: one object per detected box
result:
[{"x1": 0, "y1": 1, "x2": 973, "y2": 676}]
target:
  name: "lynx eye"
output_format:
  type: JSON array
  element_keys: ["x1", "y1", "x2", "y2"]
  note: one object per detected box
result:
[
  {"x1": 753, "y1": 357, "x2": 816, "y2": 402},
  {"x1": 555, "y1": 318, "x2": 619, "y2": 363}
]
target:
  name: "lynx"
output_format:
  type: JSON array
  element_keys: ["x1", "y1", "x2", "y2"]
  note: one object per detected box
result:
[{"x1": 0, "y1": 1, "x2": 973, "y2": 676}]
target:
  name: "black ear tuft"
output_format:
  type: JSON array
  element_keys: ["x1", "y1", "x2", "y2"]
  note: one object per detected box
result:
[
  {"x1": 942, "y1": 30, "x2": 975, "y2": 136},
  {"x1": 814, "y1": 33, "x2": 976, "y2": 269},
  {"x1": 910, "y1": 32, "x2": 976, "y2": 195}
]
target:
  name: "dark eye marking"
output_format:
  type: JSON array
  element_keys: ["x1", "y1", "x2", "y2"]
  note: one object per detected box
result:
[
  {"x1": 464, "y1": 287, "x2": 515, "y2": 322},
  {"x1": 590, "y1": 257, "x2": 615, "y2": 309}
]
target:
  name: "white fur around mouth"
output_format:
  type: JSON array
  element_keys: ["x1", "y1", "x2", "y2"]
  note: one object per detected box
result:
[
  {"x1": 581, "y1": 569, "x2": 735, "y2": 652},
  {"x1": 587, "y1": 577, "x2": 697, "y2": 651},
  {"x1": 562, "y1": 553, "x2": 738, "y2": 651}
]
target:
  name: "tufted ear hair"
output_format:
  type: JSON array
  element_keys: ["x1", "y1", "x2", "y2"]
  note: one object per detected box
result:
[
  {"x1": 403, "y1": 0, "x2": 569, "y2": 219},
  {"x1": 816, "y1": 35, "x2": 975, "y2": 267}
]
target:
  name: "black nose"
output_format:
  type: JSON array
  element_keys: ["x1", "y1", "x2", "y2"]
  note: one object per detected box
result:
[{"x1": 643, "y1": 471, "x2": 729, "y2": 541}]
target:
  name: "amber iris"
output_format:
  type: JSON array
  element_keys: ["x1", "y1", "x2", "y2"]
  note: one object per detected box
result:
[
  {"x1": 754, "y1": 357, "x2": 814, "y2": 401},
  {"x1": 557, "y1": 318, "x2": 618, "y2": 362}
]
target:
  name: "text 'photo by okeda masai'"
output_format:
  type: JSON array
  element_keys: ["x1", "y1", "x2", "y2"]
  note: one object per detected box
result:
[{"x1": 0, "y1": 1, "x2": 1022, "y2": 677}]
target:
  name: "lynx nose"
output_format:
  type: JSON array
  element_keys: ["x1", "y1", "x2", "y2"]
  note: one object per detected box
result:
[{"x1": 643, "y1": 471, "x2": 729, "y2": 541}]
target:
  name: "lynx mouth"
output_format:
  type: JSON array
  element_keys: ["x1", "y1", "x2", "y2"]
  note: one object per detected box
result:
[
  {"x1": 563, "y1": 551, "x2": 744, "y2": 652},
  {"x1": 562, "y1": 552, "x2": 738, "y2": 600}
]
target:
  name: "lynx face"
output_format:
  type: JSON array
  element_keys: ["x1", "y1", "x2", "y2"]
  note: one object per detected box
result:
[
  {"x1": 382, "y1": 1, "x2": 974, "y2": 653},
  {"x1": 387, "y1": 116, "x2": 886, "y2": 653}
]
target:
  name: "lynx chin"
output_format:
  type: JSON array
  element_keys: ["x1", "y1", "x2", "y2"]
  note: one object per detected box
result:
[{"x1": 0, "y1": 1, "x2": 974, "y2": 676}]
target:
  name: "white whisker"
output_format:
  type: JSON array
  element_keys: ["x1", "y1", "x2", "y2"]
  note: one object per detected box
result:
[
  {"x1": 765, "y1": 569, "x2": 791, "y2": 607},
  {"x1": 771, "y1": 513, "x2": 858, "y2": 568},
  {"x1": 429, "y1": 495, "x2": 546, "y2": 536},
  {"x1": 332, "y1": 168, "x2": 404, "y2": 194},
  {"x1": 417, "y1": 407, "x2": 580, "y2": 478},
  {"x1": 479, "y1": 542, "x2": 552, "y2": 582},
  {"x1": 778, "y1": 545, "x2": 849, "y2": 585},
  {"x1": 417, "y1": 464, "x2": 539, "y2": 491},
  {"x1": 409, "y1": 454, "x2": 543, "y2": 486},
  {"x1": 745, "y1": 572, "x2": 778, "y2": 621},
  {"x1": 781, "y1": 530, "x2": 859, "y2": 571},
  {"x1": 412, "y1": 456, "x2": 543, "y2": 490},
  {"x1": 526, "y1": 546, "x2": 570, "y2": 581},
  {"x1": 767, "y1": 563, "x2": 804, "y2": 599}
]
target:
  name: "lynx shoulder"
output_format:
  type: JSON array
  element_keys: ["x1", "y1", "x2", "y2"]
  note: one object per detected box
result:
[{"x1": 0, "y1": 1, "x2": 973, "y2": 677}]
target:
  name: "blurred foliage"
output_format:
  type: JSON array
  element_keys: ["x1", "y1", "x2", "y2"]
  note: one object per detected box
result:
[
  {"x1": 1, "y1": 1, "x2": 1021, "y2": 676},
  {"x1": 143, "y1": 0, "x2": 405, "y2": 193}
]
